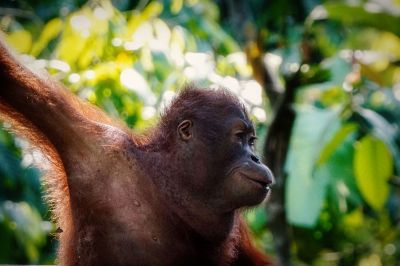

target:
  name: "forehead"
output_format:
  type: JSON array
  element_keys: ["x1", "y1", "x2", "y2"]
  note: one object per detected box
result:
[{"x1": 223, "y1": 106, "x2": 254, "y2": 132}]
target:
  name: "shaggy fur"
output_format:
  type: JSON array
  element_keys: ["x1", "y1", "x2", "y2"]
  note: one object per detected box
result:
[{"x1": 0, "y1": 40, "x2": 274, "y2": 266}]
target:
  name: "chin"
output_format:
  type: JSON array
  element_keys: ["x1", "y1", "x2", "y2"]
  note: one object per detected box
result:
[
  {"x1": 224, "y1": 173, "x2": 272, "y2": 209},
  {"x1": 231, "y1": 188, "x2": 270, "y2": 209},
  {"x1": 243, "y1": 180, "x2": 271, "y2": 205},
  {"x1": 246, "y1": 190, "x2": 269, "y2": 206}
]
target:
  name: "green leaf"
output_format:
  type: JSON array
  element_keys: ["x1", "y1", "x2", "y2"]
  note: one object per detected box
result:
[
  {"x1": 1, "y1": 201, "x2": 47, "y2": 263},
  {"x1": 142, "y1": 1, "x2": 163, "y2": 18},
  {"x1": 56, "y1": 29, "x2": 88, "y2": 66},
  {"x1": 124, "y1": 3, "x2": 164, "y2": 43},
  {"x1": 354, "y1": 135, "x2": 393, "y2": 211},
  {"x1": 6, "y1": 30, "x2": 32, "y2": 53},
  {"x1": 31, "y1": 18, "x2": 63, "y2": 56},
  {"x1": 286, "y1": 107, "x2": 340, "y2": 227},
  {"x1": 356, "y1": 108, "x2": 400, "y2": 174},
  {"x1": 316, "y1": 123, "x2": 357, "y2": 166},
  {"x1": 320, "y1": 134, "x2": 363, "y2": 213},
  {"x1": 171, "y1": 0, "x2": 183, "y2": 14}
]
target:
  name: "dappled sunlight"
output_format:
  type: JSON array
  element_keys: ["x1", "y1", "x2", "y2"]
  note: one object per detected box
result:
[
  {"x1": 120, "y1": 68, "x2": 156, "y2": 105},
  {"x1": 1, "y1": 0, "x2": 400, "y2": 265},
  {"x1": 94, "y1": 7, "x2": 112, "y2": 20},
  {"x1": 252, "y1": 107, "x2": 267, "y2": 123},
  {"x1": 160, "y1": 90, "x2": 177, "y2": 111},
  {"x1": 141, "y1": 106, "x2": 157, "y2": 120},
  {"x1": 68, "y1": 73, "x2": 80, "y2": 83},
  {"x1": 184, "y1": 52, "x2": 214, "y2": 80},
  {"x1": 241, "y1": 80, "x2": 263, "y2": 106},
  {"x1": 70, "y1": 15, "x2": 91, "y2": 36},
  {"x1": 49, "y1": 59, "x2": 70, "y2": 72}
]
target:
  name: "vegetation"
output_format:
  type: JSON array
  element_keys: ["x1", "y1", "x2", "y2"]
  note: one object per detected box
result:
[{"x1": 0, "y1": 0, "x2": 399, "y2": 265}]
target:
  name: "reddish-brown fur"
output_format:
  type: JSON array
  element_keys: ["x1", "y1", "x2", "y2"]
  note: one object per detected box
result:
[{"x1": 0, "y1": 39, "x2": 274, "y2": 265}]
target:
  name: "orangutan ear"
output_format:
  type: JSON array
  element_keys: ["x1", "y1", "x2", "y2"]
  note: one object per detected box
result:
[{"x1": 177, "y1": 120, "x2": 193, "y2": 141}]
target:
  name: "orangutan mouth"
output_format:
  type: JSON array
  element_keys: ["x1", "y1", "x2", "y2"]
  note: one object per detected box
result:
[{"x1": 240, "y1": 172, "x2": 271, "y2": 190}]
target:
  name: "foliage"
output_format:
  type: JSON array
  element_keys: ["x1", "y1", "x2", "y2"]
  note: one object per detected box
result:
[
  {"x1": 256, "y1": 0, "x2": 400, "y2": 264},
  {"x1": 0, "y1": 0, "x2": 400, "y2": 265},
  {"x1": 0, "y1": 129, "x2": 55, "y2": 264}
]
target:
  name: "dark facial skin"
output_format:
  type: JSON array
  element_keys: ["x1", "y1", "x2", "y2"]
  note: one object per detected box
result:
[
  {"x1": 174, "y1": 107, "x2": 274, "y2": 214},
  {"x1": 223, "y1": 116, "x2": 274, "y2": 207}
]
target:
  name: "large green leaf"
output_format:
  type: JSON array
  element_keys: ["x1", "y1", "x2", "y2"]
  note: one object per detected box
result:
[
  {"x1": 354, "y1": 135, "x2": 393, "y2": 211},
  {"x1": 286, "y1": 107, "x2": 340, "y2": 227}
]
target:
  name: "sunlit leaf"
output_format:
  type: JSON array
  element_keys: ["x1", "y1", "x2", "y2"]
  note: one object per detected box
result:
[
  {"x1": 343, "y1": 208, "x2": 364, "y2": 228},
  {"x1": 171, "y1": 0, "x2": 183, "y2": 14},
  {"x1": 6, "y1": 30, "x2": 32, "y2": 53},
  {"x1": 360, "y1": 63, "x2": 385, "y2": 85},
  {"x1": 171, "y1": 26, "x2": 186, "y2": 54},
  {"x1": 31, "y1": 18, "x2": 63, "y2": 56},
  {"x1": 142, "y1": 1, "x2": 163, "y2": 18},
  {"x1": 354, "y1": 135, "x2": 393, "y2": 211},
  {"x1": 153, "y1": 19, "x2": 171, "y2": 47},
  {"x1": 356, "y1": 108, "x2": 400, "y2": 173},
  {"x1": 78, "y1": 36, "x2": 106, "y2": 69},
  {"x1": 125, "y1": 1, "x2": 163, "y2": 38},
  {"x1": 56, "y1": 30, "x2": 88, "y2": 66},
  {"x1": 120, "y1": 68, "x2": 156, "y2": 105},
  {"x1": 140, "y1": 47, "x2": 154, "y2": 71},
  {"x1": 372, "y1": 32, "x2": 400, "y2": 59}
]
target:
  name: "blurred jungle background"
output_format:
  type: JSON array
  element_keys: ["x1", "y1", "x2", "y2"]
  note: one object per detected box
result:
[{"x1": 0, "y1": 0, "x2": 400, "y2": 265}]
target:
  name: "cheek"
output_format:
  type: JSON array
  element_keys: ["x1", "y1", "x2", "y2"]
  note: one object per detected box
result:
[
  {"x1": 218, "y1": 146, "x2": 245, "y2": 170},
  {"x1": 224, "y1": 173, "x2": 249, "y2": 195},
  {"x1": 221, "y1": 173, "x2": 268, "y2": 207}
]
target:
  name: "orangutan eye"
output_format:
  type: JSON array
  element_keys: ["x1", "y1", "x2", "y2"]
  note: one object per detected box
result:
[
  {"x1": 249, "y1": 136, "x2": 257, "y2": 147},
  {"x1": 235, "y1": 132, "x2": 245, "y2": 141}
]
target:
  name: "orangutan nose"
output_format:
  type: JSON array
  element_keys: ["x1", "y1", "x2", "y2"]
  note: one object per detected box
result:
[{"x1": 250, "y1": 154, "x2": 261, "y2": 164}]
